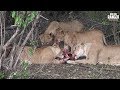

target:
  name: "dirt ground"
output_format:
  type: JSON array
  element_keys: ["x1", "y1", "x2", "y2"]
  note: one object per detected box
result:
[
  {"x1": 2, "y1": 62, "x2": 120, "y2": 79},
  {"x1": 26, "y1": 63, "x2": 120, "y2": 79}
]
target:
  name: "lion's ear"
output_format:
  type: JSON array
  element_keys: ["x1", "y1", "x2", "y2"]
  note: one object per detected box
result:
[{"x1": 49, "y1": 33, "x2": 54, "y2": 37}]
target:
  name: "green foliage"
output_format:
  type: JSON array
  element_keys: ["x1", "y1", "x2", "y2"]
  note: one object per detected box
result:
[
  {"x1": 9, "y1": 11, "x2": 38, "y2": 79},
  {"x1": 12, "y1": 11, "x2": 16, "y2": 18},
  {"x1": 30, "y1": 40, "x2": 38, "y2": 46},
  {"x1": 101, "y1": 21, "x2": 110, "y2": 25},
  {"x1": 0, "y1": 72, "x2": 5, "y2": 79},
  {"x1": 9, "y1": 61, "x2": 30, "y2": 79},
  {"x1": 28, "y1": 47, "x2": 34, "y2": 56},
  {"x1": 11, "y1": 11, "x2": 38, "y2": 28},
  {"x1": 9, "y1": 71, "x2": 29, "y2": 79},
  {"x1": 21, "y1": 60, "x2": 30, "y2": 70}
]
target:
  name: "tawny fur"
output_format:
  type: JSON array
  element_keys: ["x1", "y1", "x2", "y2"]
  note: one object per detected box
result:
[
  {"x1": 39, "y1": 20, "x2": 84, "y2": 46},
  {"x1": 20, "y1": 44, "x2": 62, "y2": 64},
  {"x1": 98, "y1": 45, "x2": 120, "y2": 66},
  {"x1": 68, "y1": 45, "x2": 120, "y2": 66},
  {"x1": 56, "y1": 29, "x2": 107, "y2": 65},
  {"x1": 67, "y1": 43, "x2": 92, "y2": 64},
  {"x1": 39, "y1": 33, "x2": 55, "y2": 46},
  {"x1": 44, "y1": 20, "x2": 84, "y2": 35},
  {"x1": 72, "y1": 43, "x2": 92, "y2": 60}
]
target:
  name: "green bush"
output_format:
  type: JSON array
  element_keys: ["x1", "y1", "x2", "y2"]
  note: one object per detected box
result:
[
  {"x1": 9, "y1": 61, "x2": 31, "y2": 79},
  {"x1": 0, "y1": 72, "x2": 5, "y2": 79},
  {"x1": 11, "y1": 11, "x2": 38, "y2": 28}
]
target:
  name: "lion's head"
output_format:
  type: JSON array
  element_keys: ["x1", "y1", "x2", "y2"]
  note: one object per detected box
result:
[
  {"x1": 72, "y1": 43, "x2": 92, "y2": 60},
  {"x1": 55, "y1": 28, "x2": 65, "y2": 43},
  {"x1": 39, "y1": 33, "x2": 55, "y2": 46}
]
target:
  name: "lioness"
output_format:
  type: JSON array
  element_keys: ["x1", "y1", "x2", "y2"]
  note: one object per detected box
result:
[
  {"x1": 56, "y1": 29, "x2": 107, "y2": 65},
  {"x1": 20, "y1": 43, "x2": 63, "y2": 64},
  {"x1": 67, "y1": 43, "x2": 92, "y2": 64},
  {"x1": 39, "y1": 20, "x2": 84, "y2": 46},
  {"x1": 68, "y1": 44, "x2": 120, "y2": 66},
  {"x1": 98, "y1": 45, "x2": 120, "y2": 66},
  {"x1": 39, "y1": 33, "x2": 55, "y2": 46},
  {"x1": 45, "y1": 20, "x2": 84, "y2": 35},
  {"x1": 72, "y1": 43, "x2": 92, "y2": 60}
]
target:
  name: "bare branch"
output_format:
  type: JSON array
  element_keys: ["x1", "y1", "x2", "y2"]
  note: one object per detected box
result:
[
  {"x1": 39, "y1": 15, "x2": 49, "y2": 20},
  {"x1": 3, "y1": 12, "x2": 6, "y2": 45},
  {"x1": 3, "y1": 28, "x2": 19, "y2": 50},
  {"x1": 9, "y1": 45, "x2": 16, "y2": 69},
  {"x1": 0, "y1": 12, "x2": 3, "y2": 46},
  {"x1": 13, "y1": 13, "x2": 40, "y2": 69},
  {"x1": 17, "y1": 26, "x2": 26, "y2": 46}
]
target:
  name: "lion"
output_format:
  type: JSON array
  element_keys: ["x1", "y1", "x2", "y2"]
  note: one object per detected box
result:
[
  {"x1": 67, "y1": 43, "x2": 92, "y2": 64},
  {"x1": 72, "y1": 43, "x2": 92, "y2": 60},
  {"x1": 45, "y1": 20, "x2": 84, "y2": 35},
  {"x1": 39, "y1": 33, "x2": 55, "y2": 46},
  {"x1": 98, "y1": 45, "x2": 120, "y2": 66},
  {"x1": 20, "y1": 43, "x2": 64, "y2": 64},
  {"x1": 68, "y1": 44, "x2": 120, "y2": 66},
  {"x1": 56, "y1": 29, "x2": 107, "y2": 46},
  {"x1": 39, "y1": 20, "x2": 84, "y2": 46},
  {"x1": 55, "y1": 29, "x2": 107, "y2": 65}
]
